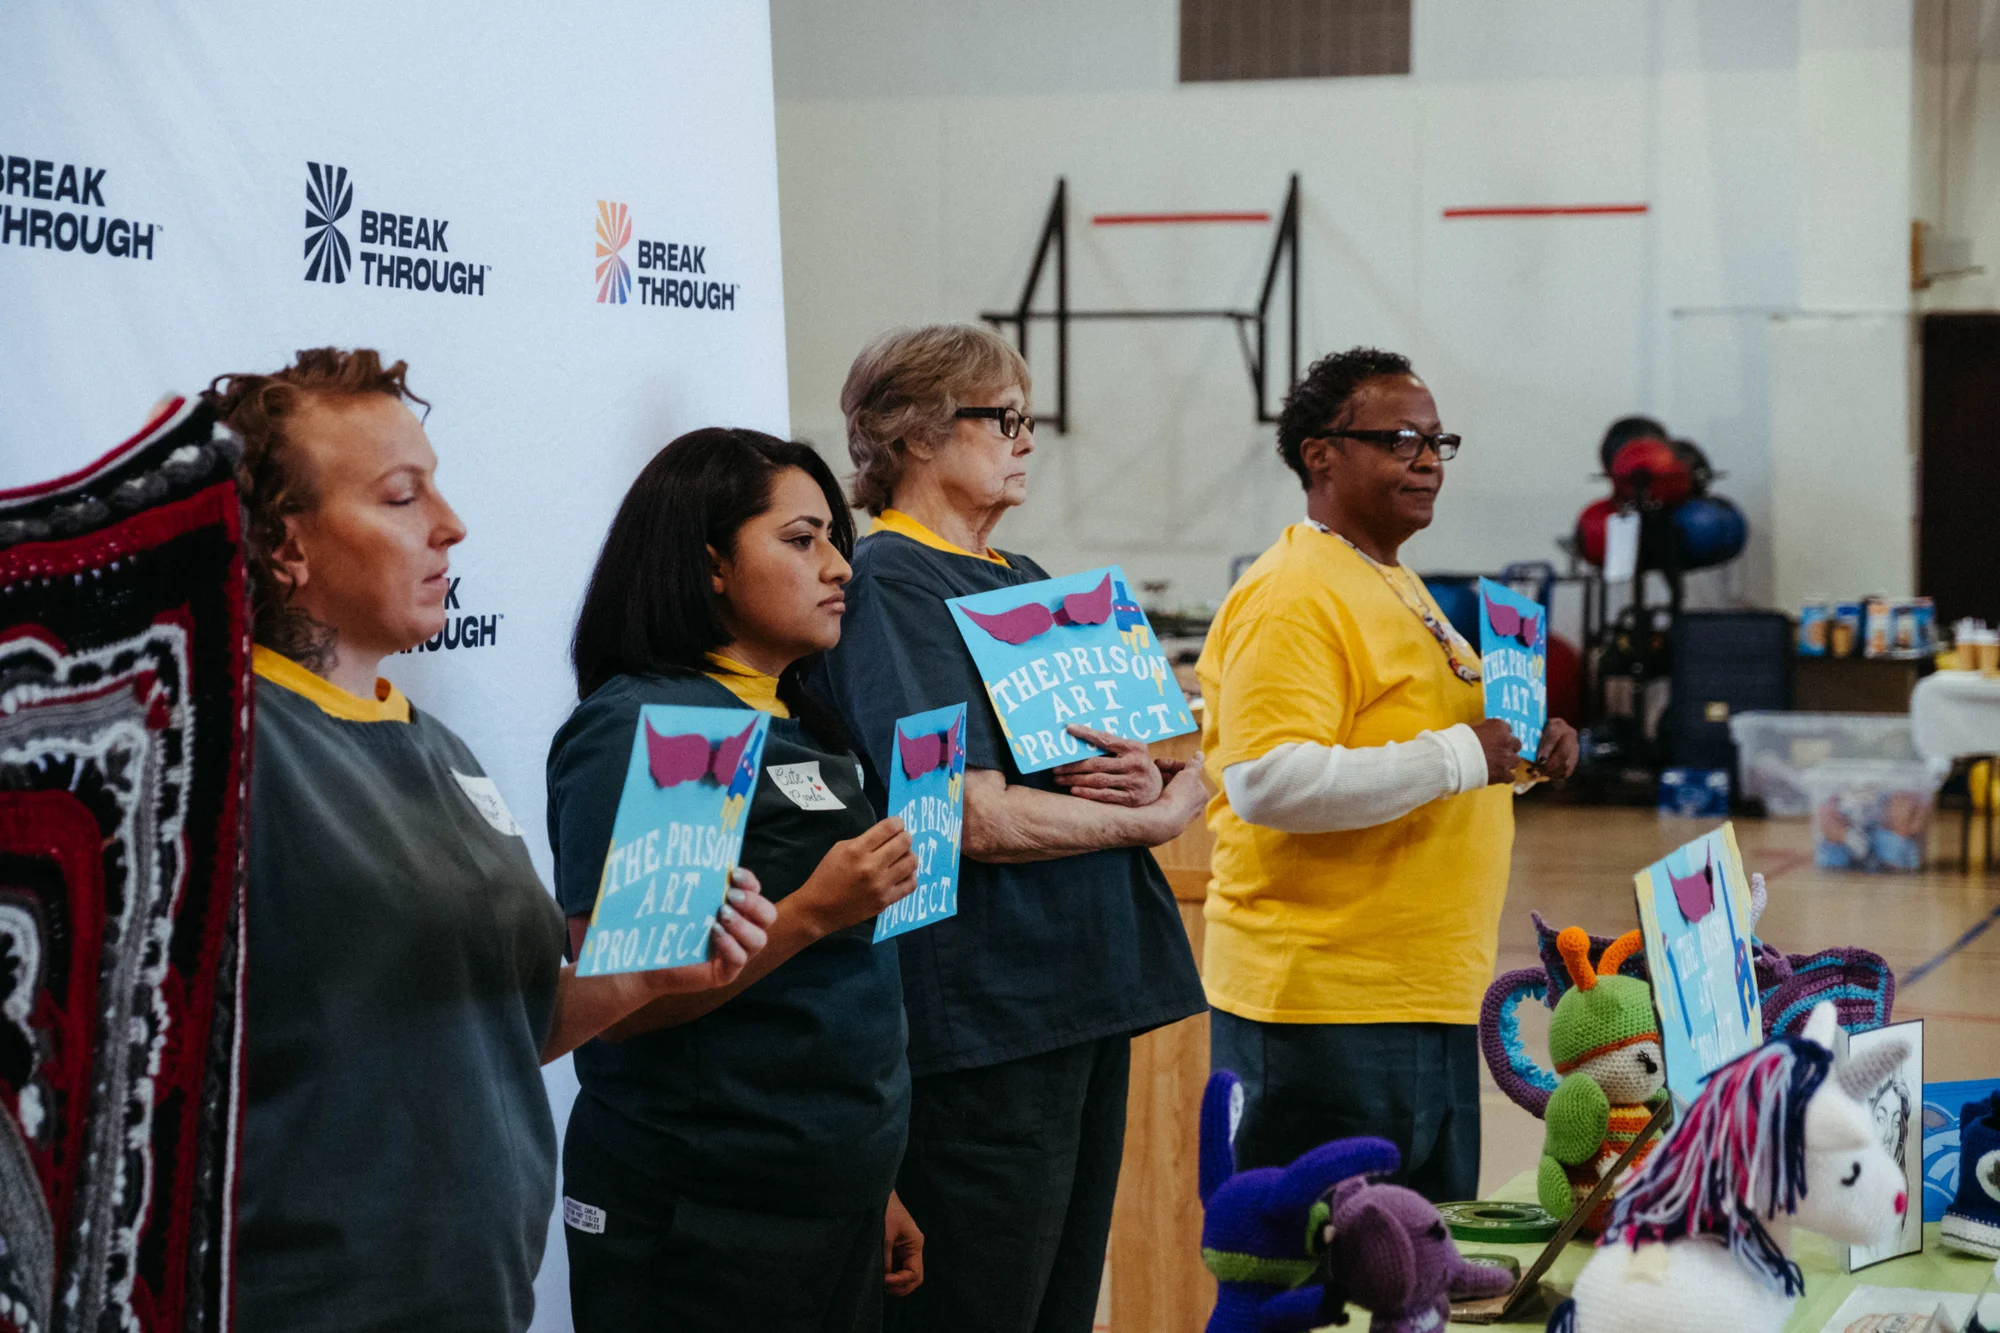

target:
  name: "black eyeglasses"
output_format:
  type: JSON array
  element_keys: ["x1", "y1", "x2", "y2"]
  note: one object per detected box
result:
[
  {"x1": 956, "y1": 406, "x2": 1035, "y2": 439},
  {"x1": 1324, "y1": 429, "x2": 1461, "y2": 461}
]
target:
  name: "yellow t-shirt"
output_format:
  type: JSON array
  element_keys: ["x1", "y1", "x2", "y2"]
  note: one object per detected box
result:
[
  {"x1": 703, "y1": 652, "x2": 791, "y2": 717},
  {"x1": 251, "y1": 644, "x2": 411, "y2": 723},
  {"x1": 1195, "y1": 523, "x2": 1513, "y2": 1026},
  {"x1": 866, "y1": 509, "x2": 1009, "y2": 566}
]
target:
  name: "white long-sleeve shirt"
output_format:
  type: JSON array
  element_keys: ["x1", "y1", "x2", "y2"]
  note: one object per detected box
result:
[{"x1": 1220, "y1": 723, "x2": 1490, "y2": 834}]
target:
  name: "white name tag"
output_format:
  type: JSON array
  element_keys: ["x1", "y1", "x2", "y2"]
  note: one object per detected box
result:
[
  {"x1": 563, "y1": 1196, "x2": 606, "y2": 1234},
  {"x1": 451, "y1": 770, "x2": 524, "y2": 837},
  {"x1": 766, "y1": 761, "x2": 846, "y2": 811}
]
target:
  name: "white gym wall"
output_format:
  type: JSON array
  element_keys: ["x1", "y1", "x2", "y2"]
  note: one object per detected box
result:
[{"x1": 771, "y1": 0, "x2": 1926, "y2": 616}]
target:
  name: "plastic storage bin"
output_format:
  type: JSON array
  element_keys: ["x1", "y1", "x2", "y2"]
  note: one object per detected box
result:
[
  {"x1": 1727, "y1": 712, "x2": 1917, "y2": 816},
  {"x1": 1804, "y1": 759, "x2": 1947, "y2": 871}
]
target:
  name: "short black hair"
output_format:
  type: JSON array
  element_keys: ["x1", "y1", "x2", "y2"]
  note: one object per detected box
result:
[
  {"x1": 571, "y1": 427, "x2": 855, "y2": 742},
  {"x1": 1275, "y1": 346, "x2": 1415, "y2": 489}
]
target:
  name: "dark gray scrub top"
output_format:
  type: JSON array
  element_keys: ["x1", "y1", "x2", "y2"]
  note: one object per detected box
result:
[
  {"x1": 812, "y1": 531, "x2": 1206, "y2": 1077},
  {"x1": 546, "y1": 671, "x2": 909, "y2": 1214},
  {"x1": 240, "y1": 675, "x2": 564, "y2": 1333}
]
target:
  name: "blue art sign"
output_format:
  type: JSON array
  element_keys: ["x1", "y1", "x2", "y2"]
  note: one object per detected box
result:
[
  {"x1": 1477, "y1": 575, "x2": 1547, "y2": 759},
  {"x1": 946, "y1": 565, "x2": 1197, "y2": 774},
  {"x1": 874, "y1": 703, "x2": 967, "y2": 943},
  {"x1": 576, "y1": 705, "x2": 770, "y2": 977},
  {"x1": 1632, "y1": 824, "x2": 1763, "y2": 1104}
]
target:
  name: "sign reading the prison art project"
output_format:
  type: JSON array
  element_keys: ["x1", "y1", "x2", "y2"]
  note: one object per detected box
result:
[
  {"x1": 1477, "y1": 576, "x2": 1548, "y2": 758},
  {"x1": 874, "y1": 704, "x2": 968, "y2": 943},
  {"x1": 576, "y1": 707, "x2": 770, "y2": 977},
  {"x1": 946, "y1": 567, "x2": 1197, "y2": 774},
  {"x1": 1, "y1": 7, "x2": 788, "y2": 1327},
  {"x1": 1633, "y1": 824, "x2": 1763, "y2": 1105}
]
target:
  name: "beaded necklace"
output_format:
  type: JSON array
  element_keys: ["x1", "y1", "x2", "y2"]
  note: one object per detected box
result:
[{"x1": 1304, "y1": 518, "x2": 1482, "y2": 685}]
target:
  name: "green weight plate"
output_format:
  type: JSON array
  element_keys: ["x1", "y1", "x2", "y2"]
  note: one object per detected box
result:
[
  {"x1": 1436, "y1": 1200, "x2": 1561, "y2": 1244},
  {"x1": 1458, "y1": 1251, "x2": 1521, "y2": 1279}
]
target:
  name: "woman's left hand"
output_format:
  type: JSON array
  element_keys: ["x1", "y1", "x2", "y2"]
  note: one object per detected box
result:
[
  {"x1": 639, "y1": 868, "x2": 776, "y2": 995},
  {"x1": 1534, "y1": 718, "x2": 1581, "y2": 781},
  {"x1": 884, "y1": 1191, "x2": 924, "y2": 1297},
  {"x1": 1053, "y1": 725, "x2": 1166, "y2": 807}
]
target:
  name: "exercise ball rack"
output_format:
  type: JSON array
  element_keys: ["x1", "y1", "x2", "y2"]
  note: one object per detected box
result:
[{"x1": 977, "y1": 174, "x2": 1302, "y2": 432}]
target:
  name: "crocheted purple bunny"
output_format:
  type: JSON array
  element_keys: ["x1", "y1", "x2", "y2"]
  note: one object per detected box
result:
[{"x1": 1318, "y1": 1175, "x2": 1512, "y2": 1333}]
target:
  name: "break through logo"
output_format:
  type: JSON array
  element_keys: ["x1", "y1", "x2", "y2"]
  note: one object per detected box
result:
[
  {"x1": 301, "y1": 162, "x2": 489, "y2": 295},
  {"x1": 397, "y1": 577, "x2": 501, "y2": 655},
  {"x1": 305, "y1": 162, "x2": 352, "y2": 283},
  {"x1": 595, "y1": 200, "x2": 631, "y2": 303},
  {"x1": 592, "y1": 199, "x2": 739, "y2": 312}
]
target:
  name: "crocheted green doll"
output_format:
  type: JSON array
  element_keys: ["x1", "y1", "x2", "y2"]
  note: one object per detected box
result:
[{"x1": 1536, "y1": 927, "x2": 1669, "y2": 1234}]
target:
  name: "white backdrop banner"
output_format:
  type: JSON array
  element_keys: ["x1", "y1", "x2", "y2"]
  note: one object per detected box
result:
[{"x1": 1, "y1": 5, "x2": 791, "y2": 1327}]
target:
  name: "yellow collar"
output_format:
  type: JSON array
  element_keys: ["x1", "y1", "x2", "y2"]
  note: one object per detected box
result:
[
  {"x1": 703, "y1": 653, "x2": 791, "y2": 718},
  {"x1": 869, "y1": 508, "x2": 1009, "y2": 566},
  {"x1": 252, "y1": 645, "x2": 412, "y2": 723}
]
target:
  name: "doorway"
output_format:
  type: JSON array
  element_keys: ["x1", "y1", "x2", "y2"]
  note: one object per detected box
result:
[{"x1": 1920, "y1": 313, "x2": 2000, "y2": 624}]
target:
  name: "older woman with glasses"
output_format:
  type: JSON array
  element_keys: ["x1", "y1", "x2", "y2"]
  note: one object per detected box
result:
[
  {"x1": 1195, "y1": 346, "x2": 1578, "y2": 1204},
  {"x1": 813, "y1": 324, "x2": 1208, "y2": 1333}
]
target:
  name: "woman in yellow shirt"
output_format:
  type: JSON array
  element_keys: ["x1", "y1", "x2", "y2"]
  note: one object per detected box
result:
[{"x1": 1197, "y1": 346, "x2": 1577, "y2": 1200}]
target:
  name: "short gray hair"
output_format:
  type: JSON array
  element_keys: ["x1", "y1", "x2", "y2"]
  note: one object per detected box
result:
[{"x1": 840, "y1": 324, "x2": 1031, "y2": 515}]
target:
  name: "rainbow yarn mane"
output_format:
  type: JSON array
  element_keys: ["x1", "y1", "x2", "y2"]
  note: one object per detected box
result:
[{"x1": 1600, "y1": 1035, "x2": 1833, "y2": 1297}]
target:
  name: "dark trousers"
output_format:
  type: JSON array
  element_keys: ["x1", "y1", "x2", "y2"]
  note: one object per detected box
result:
[
  {"x1": 561, "y1": 1118, "x2": 885, "y2": 1333},
  {"x1": 1208, "y1": 1010, "x2": 1481, "y2": 1203},
  {"x1": 886, "y1": 1035, "x2": 1131, "y2": 1333}
]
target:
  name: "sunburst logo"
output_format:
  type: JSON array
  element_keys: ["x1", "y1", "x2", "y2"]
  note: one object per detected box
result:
[
  {"x1": 304, "y1": 163, "x2": 352, "y2": 283},
  {"x1": 595, "y1": 200, "x2": 632, "y2": 304}
]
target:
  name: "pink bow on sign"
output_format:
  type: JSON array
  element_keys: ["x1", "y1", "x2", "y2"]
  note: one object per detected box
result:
[
  {"x1": 1668, "y1": 852, "x2": 1716, "y2": 924},
  {"x1": 646, "y1": 718, "x2": 758, "y2": 789},
  {"x1": 959, "y1": 575, "x2": 1114, "y2": 646},
  {"x1": 899, "y1": 715, "x2": 965, "y2": 779},
  {"x1": 1483, "y1": 590, "x2": 1543, "y2": 650}
]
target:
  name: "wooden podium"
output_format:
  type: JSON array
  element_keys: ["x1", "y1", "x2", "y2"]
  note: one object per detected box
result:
[{"x1": 1107, "y1": 732, "x2": 1215, "y2": 1333}]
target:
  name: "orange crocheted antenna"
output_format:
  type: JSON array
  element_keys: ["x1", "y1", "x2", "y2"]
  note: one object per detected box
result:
[
  {"x1": 1557, "y1": 926, "x2": 1597, "y2": 991},
  {"x1": 1598, "y1": 929, "x2": 1645, "y2": 978}
]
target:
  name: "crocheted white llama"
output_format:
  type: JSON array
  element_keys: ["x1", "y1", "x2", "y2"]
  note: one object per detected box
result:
[{"x1": 1552, "y1": 1002, "x2": 1909, "y2": 1333}]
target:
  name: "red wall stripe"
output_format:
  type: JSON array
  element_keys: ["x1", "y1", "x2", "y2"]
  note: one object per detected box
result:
[
  {"x1": 1442, "y1": 203, "x2": 1650, "y2": 219},
  {"x1": 1091, "y1": 211, "x2": 1272, "y2": 226}
]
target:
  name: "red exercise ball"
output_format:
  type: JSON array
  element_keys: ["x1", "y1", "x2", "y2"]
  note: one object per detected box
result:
[
  {"x1": 1576, "y1": 497, "x2": 1617, "y2": 565},
  {"x1": 1609, "y1": 436, "x2": 1694, "y2": 506},
  {"x1": 1547, "y1": 633, "x2": 1582, "y2": 726}
]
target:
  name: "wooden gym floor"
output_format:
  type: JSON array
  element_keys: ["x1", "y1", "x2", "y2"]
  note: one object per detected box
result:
[
  {"x1": 1092, "y1": 802, "x2": 1999, "y2": 1330},
  {"x1": 1478, "y1": 802, "x2": 2000, "y2": 1193}
]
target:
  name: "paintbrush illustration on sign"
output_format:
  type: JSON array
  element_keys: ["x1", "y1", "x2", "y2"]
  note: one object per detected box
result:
[
  {"x1": 875, "y1": 703, "x2": 968, "y2": 943},
  {"x1": 577, "y1": 705, "x2": 771, "y2": 976},
  {"x1": 946, "y1": 566, "x2": 1197, "y2": 774},
  {"x1": 1632, "y1": 823, "x2": 1763, "y2": 1105},
  {"x1": 1478, "y1": 576, "x2": 1547, "y2": 758}
]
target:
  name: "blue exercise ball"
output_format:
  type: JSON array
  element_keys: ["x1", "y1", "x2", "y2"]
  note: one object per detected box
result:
[{"x1": 1672, "y1": 495, "x2": 1747, "y2": 569}]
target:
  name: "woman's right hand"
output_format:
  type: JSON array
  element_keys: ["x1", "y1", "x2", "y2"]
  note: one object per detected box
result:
[
  {"x1": 1472, "y1": 718, "x2": 1524, "y2": 785},
  {"x1": 1140, "y1": 756, "x2": 1211, "y2": 844},
  {"x1": 796, "y1": 817, "x2": 919, "y2": 935}
]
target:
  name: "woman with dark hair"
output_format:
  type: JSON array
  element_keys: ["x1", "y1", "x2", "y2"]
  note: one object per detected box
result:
[
  {"x1": 550, "y1": 427, "x2": 926, "y2": 1333},
  {"x1": 210, "y1": 349, "x2": 775, "y2": 1333}
]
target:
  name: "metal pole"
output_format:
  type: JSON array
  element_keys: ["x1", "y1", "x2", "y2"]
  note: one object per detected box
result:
[
  {"x1": 1056, "y1": 179, "x2": 1069, "y2": 433},
  {"x1": 1286, "y1": 173, "x2": 1300, "y2": 397}
]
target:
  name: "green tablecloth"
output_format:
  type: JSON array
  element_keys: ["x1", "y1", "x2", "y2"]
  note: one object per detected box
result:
[{"x1": 1449, "y1": 1172, "x2": 1993, "y2": 1330}]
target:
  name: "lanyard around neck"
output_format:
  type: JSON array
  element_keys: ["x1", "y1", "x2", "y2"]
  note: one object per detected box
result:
[{"x1": 1303, "y1": 519, "x2": 1481, "y2": 685}]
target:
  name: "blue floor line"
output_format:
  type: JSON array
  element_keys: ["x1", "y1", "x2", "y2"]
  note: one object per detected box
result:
[{"x1": 1903, "y1": 900, "x2": 2000, "y2": 989}]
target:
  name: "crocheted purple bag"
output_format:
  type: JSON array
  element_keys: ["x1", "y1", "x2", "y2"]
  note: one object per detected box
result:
[{"x1": 1480, "y1": 882, "x2": 1894, "y2": 1117}]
